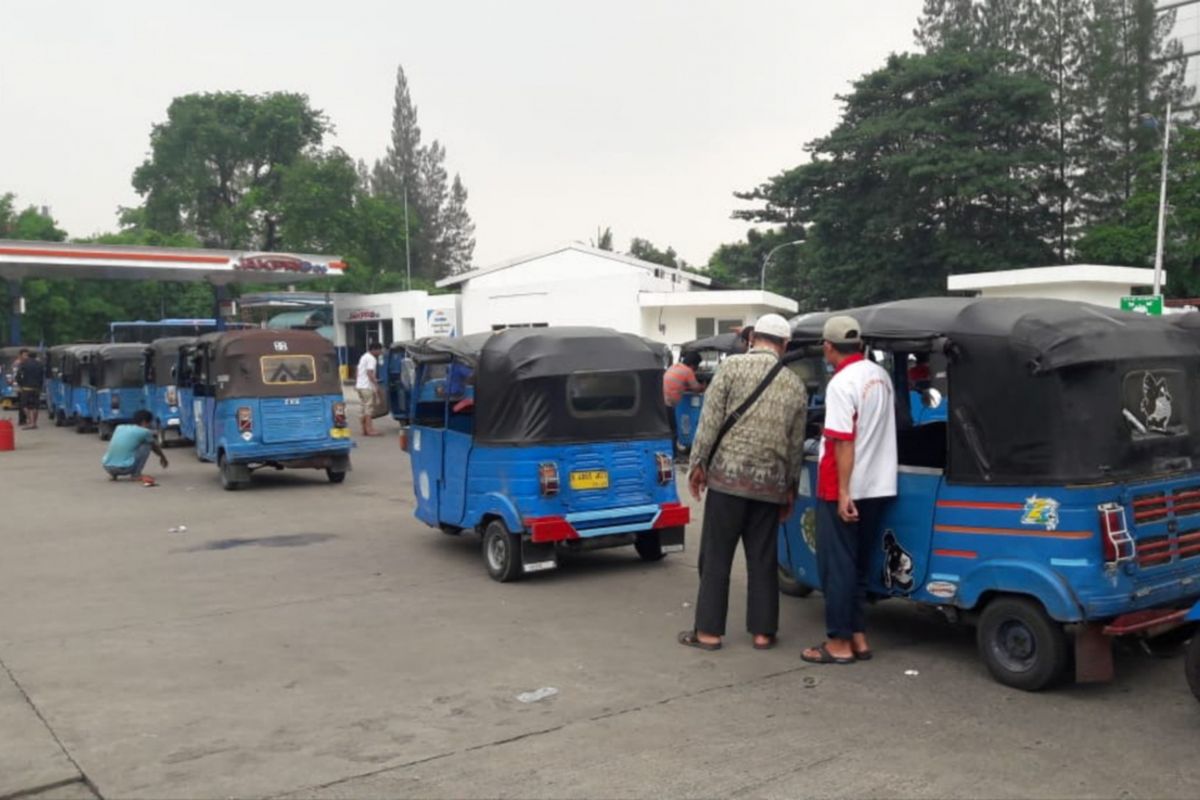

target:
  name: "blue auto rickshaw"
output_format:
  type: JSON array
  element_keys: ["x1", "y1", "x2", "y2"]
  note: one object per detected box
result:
[
  {"x1": 143, "y1": 337, "x2": 196, "y2": 446},
  {"x1": 45, "y1": 345, "x2": 72, "y2": 425},
  {"x1": 190, "y1": 329, "x2": 352, "y2": 489},
  {"x1": 399, "y1": 327, "x2": 689, "y2": 582},
  {"x1": 93, "y1": 344, "x2": 150, "y2": 440},
  {"x1": 60, "y1": 345, "x2": 100, "y2": 432},
  {"x1": 672, "y1": 332, "x2": 747, "y2": 456},
  {"x1": 779, "y1": 297, "x2": 1200, "y2": 691},
  {"x1": 0, "y1": 347, "x2": 21, "y2": 410},
  {"x1": 385, "y1": 341, "x2": 411, "y2": 423}
]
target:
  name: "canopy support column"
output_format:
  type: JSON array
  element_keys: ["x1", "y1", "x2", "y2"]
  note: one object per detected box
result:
[
  {"x1": 7, "y1": 278, "x2": 21, "y2": 346},
  {"x1": 212, "y1": 284, "x2": 230, "y2": 332}
]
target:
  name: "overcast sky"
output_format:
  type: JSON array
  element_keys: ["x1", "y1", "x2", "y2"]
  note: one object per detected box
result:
[{"x1": 1, "y1": 0, "x2": 924, "y2": 267}]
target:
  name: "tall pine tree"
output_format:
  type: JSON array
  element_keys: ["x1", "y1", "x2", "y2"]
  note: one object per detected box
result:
[{"x1": 443, "y1": 175, "x2": 476, "y2": 275}]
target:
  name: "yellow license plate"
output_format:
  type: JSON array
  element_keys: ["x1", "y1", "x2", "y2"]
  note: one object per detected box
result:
[
  {"x1": 570, "y1": 470, "x2": 609, "y2": 490},
  {"x1": 330, "y1": 427, "x2": 351, "y2": 439}
]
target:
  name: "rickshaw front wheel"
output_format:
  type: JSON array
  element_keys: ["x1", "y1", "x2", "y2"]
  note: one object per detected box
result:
[
  {"x1": 977, "y1": 596, "x2": 1069, "y2": 692},
  {"x1": 1186, "y1": 637, "x2": 1200, "y2": 702},
  {"x1": 326, "y1": 469, "x2": 347, "y2": 484},
  {"x1": 634, "y1": 532, "x2": 666, "y2": 561},
  {"x1": 483, "y1": 519, "x2": 523, "y2": 582}
]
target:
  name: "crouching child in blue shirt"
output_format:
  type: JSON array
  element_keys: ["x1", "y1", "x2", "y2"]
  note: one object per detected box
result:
[{"x1": 102, "y1": 409, "x2": 169, "y2": 486}]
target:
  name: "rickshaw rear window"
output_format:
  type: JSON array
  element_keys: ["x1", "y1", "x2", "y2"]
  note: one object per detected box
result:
[
  {"x1": 260, "y1": 355, "x2": 317, "y2": 385},
  {"x1": 568, "y1": 371, "x2": 639, "y2": 417}
]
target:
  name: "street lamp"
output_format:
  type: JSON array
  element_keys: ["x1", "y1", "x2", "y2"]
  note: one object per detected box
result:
[
  {"x1": 1142, "y1": 101, "x2": 1173, "y2": 297},
  {"x1": 760, "y1": 240, "x2": 804, "y2": 291}
]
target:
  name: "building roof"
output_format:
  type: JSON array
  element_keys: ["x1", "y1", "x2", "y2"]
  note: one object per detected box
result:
[
  {"x1": 0, "y1": 241, "x2": 345, "y2": 284},
  {"x1": 638, "y1": 289, "x2": 798, "y2": 314},
  {"x1": 435, "y1": 242, "x2": 712, "y2": 289},
  {"x1": 947, "y1": 264, "x2": 1162, "y2": 292}
]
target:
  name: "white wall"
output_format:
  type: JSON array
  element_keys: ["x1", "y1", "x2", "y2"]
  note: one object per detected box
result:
[
  {"x1": 977, "y1": 283, "x2": 1133, "y2": 307},
  {"x1": 643, "y1": 305, "x2": 765, "y2": 345},
  {"x1": 467, "y1": 248, "x2": 694, "y2": 294},
  {"x1": 461, "y1": 273, "x2": 643, "y2": 334}
]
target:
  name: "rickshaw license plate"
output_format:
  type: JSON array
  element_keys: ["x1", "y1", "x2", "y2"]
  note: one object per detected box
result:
[{"x1": 570, "y1": 470, "x2": 609, "y2": 490}]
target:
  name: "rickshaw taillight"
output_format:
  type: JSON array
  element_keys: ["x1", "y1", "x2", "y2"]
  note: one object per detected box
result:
[
  {"x1": 166, "y1": 386, "x2": 178, "y2": 406},
  {"x1": 332, "y1": 402, "x2": 347, "y2": 427},
  {"x1": 539, "y1": 463, "x2": 560, "y2": 496},
  {"x1": 110, "y1": 394, "x2": 120, "y2": 410},
  {"x1": 1099, "y1": 503, "x2": 1135, "y2": 565},
  {"x1": 237, "y1": 406, "x2": 253, "y2": 433},
  {"x1": 656, "y1": 453, "x2": 673, "y2": 485}
]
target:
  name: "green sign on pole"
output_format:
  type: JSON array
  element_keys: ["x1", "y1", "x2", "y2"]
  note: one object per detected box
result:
[{"x1": 1121, "y1": 295, "x2": 1164, "y2": 316}]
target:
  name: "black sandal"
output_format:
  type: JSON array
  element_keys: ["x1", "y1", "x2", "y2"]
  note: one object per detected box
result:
[
  {"x1": 753, "y1": 635, "x2": 777, "y2": 651},
  {"x1": 801, "y1": 643, "x2": 855, "y2": 665},
  {"x1": 854, "y1": 648, "x2": 874, "y2": 661},
  {"x1": 677, "y1": 630, "x2": 721, "y2": 651}
]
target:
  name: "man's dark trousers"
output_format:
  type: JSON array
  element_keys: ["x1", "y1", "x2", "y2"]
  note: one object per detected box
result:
[
  {"x1": 816, "y1": 497, "x2": 888, "y2": 640},
  {"x1": 694, "y1": 488, "x2": 780, "y2": 636}
]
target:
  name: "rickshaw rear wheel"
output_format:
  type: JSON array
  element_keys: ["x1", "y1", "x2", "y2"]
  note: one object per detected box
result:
[
  {"x1": 1186, "y1": 636, "x2": 1200, "y2": 702},
  {"x1": 778, "y1": 565, "x2": 815, "y2": 598},
  {"x1": 483, "y1": 519, "x2": 523, "y2": 582},
  {"x1": 326, "y1": 469, "x2": 347, "y2": 484},
  {"x1": 98, "y1": 422, "x2": 113, "y2": 441},
  {"x1": 634, "y1": 532, "x2": 666, "y2": 561},
  {"x1": 54, "y1": 410, "x2": 65, "y2": 428},
  {"x1": 218, "y1": 453, "x2": 246, "y2": 491},
  {"x1": 977, "y1": 596, "x2": 1069, "y2": 691}
]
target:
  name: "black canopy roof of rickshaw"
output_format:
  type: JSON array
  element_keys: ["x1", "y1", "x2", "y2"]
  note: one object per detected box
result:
[
  {"x1": 95, "y1": 343, "x2": 149, "y2": 362},
  {"x1": 146, "y1": 337, "x2": 197, "y2": 380},
  {"x1": 403, "y1": 332, "x2": 496, "y2": 367},
  {"x1": 789, "y1": 297, "x2": 1195, "y2": 372},
  {"x1": 196, "y1": 328, "x2": 341, "y2": 398},
  {"x1": 680, "y1": 332, "x2": 747, "y2": 356}
]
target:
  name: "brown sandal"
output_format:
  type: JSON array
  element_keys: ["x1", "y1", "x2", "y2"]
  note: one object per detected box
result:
[{"x1": 677, "y1": 630, "x2": 721, "y2": 651}]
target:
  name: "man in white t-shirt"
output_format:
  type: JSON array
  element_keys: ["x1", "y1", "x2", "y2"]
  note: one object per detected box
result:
[
  {"x1": 355, "y1": 341, "x2": 384, "y2": 437},
  {"x1": 802, "y1": 315, "x2": 898, "y2": 666}
]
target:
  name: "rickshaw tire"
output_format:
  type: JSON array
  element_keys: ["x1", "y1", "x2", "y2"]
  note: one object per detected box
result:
[
  {"x1": 778, "y1": 565, "x2": 815, "y2": 598},
  {"x1": 218, "y1": 453, "x2": 245, "y2": 491},
  {"x1": 326, "y1": 469, "x2": 347, "y2": 484},
  {"x1": 98, "y1": 423, "x2": 112, "y2": 442},
  {"x1": 977, "y1": 596, "x2": 1069, "y2": 692},
  {"x1": 634, "y1": 532, "x2": 666, "y2": 562},
  {"x1": 54, "y1": 411, "x2": 65, "y2": 428},
  {"x1": 1185, "y1": 636, "x2": 1200, "y2": 702},
  {"x1": 483, "y1": 519, "x2": 523, "y2": 582}
]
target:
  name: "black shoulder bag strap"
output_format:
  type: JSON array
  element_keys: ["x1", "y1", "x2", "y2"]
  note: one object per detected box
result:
[{"x1": 705, "y1": 359, "x2": 787, "y2": 470}]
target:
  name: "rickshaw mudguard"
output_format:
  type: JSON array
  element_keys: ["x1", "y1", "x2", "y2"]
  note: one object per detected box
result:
[
  {"x1": 954, "y1": 559, "x2": 1085, "y2": 622},
  {"x1": 468, "y1": 493, "x2": 524, "y2": 534}
]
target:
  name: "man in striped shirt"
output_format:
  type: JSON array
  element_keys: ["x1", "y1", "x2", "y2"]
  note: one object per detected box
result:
[{"x1": 664, "y1": 351, "x2": 704, "y2": 439}]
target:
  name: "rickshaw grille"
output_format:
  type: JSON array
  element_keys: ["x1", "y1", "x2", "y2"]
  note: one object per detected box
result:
[{"x1": 1131, "y1": 485, "x2": 1200, "y2": 568}]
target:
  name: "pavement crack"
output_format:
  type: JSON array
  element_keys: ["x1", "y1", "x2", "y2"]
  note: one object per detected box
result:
[
  {"x1": 0, "y1": 654, "x2": 101, "y2": 800},
  {"x1": 271, "y1": 750, "x2": 457, "y2": 798},
  {"x1": 727, "y1": 753, "x2": 840, "y2": 797}
]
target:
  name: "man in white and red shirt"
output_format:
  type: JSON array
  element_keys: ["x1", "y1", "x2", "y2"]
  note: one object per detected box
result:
[{"x1": 802, "y1": 315, "x2": 897, "y2": 666}]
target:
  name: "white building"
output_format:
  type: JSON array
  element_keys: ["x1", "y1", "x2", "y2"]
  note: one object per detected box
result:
[
  {"x1": 436, "y1": 243, "x2": 797, "y2": 344},
  {"x1": 947, "y1": 264, "x2": 1162, "y2": 308},
  {"x1": 330, "y1": 291, "x2": 461, "y2": 374}
]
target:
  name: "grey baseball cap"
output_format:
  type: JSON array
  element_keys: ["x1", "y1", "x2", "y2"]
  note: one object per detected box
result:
[{"x1": 822, "y1": 315, "x2": 863, "y2": 345}]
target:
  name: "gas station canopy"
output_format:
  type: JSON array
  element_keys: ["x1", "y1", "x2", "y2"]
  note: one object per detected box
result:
[{"x1": 0, "y1": 240, "x2": 346, "y2": 284}]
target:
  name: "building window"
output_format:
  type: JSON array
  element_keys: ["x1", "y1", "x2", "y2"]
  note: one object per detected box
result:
[
  {"x1": 695, "y1": 318, "x2": 744, "y2": 338},
  {"x1": 492, "y1": 322, "x2": 549, "y2": 331}
]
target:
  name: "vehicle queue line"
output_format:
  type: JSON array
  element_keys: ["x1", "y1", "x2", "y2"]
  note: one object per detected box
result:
[{"x1": 38, "y1": 329, "x2": 352, "y2": 490}]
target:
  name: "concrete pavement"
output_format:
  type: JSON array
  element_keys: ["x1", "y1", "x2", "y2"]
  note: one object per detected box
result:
[{"x1": 1, "y1": 410, "x2": 1199, "y2": 799}]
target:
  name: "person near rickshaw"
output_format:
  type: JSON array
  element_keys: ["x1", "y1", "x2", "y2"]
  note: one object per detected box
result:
[
  {"x1": 355, "y1": 341, "x2": 384, "y2": 437},
  {"x1": 15, "y1": 349, "x2": 44, "y2": 429},
  {"x1": 101, "y1": 409, "x2": 170, "y2": 486},
  {"x1": 802, "y1": 316, "x2": 898, "y2": 665},
  {"x1": 678, "y1": 314, "x2": 808, "y2": 652},
  {"x1": 663, "y1": 350, "x2": 705, "y2": 440}
]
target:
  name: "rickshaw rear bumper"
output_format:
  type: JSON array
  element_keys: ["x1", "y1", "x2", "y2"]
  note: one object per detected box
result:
[
  {"x1": 223, "y1": 440, "x2": 354, "y2": 466},
  {"x1": 524, "y1": 502, "x2": 690, "y2": 543}
]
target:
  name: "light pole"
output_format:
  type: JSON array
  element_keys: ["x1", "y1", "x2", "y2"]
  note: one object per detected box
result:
[
  {"x1": 759, "y1": 240, "x2": 804, "y2": 291},
  {"x1": 1152, "y1": 100, "x2": 1172, "y2": 298}
]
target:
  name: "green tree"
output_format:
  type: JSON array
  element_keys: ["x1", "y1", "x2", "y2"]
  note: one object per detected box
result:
[
  {"x1": 132, "y1": 91, "x2": 330, "y2": 249},
  {"x1": 1078, "y1": 127, "x2": 1200, "y2": 297},
  {"x1": 629, "y1": 237, "x2": 683, "y2": 269},
  {"x1": 732, "y1": 48, "x2": 1058, "y2": 309}
]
